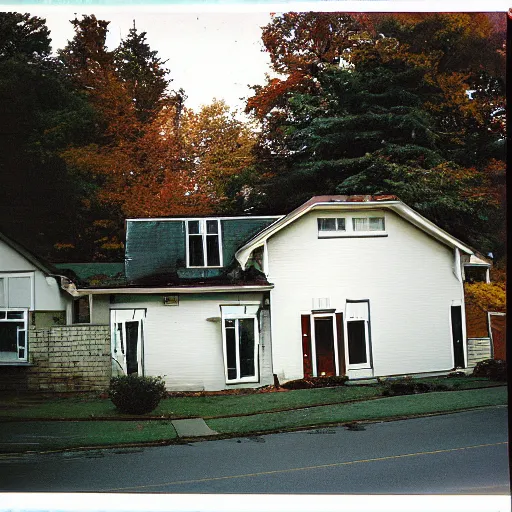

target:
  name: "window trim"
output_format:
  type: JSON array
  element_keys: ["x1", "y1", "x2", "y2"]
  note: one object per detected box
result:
[
  {"x1": 0, "y1": 308, "x2": 28, "y2": 363},
  {"x1": 185, "y1": 219, "x2": 223, "y2": 268},
  {"x1": 344, "y1": 300, "x2": 372, "y2": 370},
  {"x1": 221, "y1": 310, "x2": 259, "y2": 384}
]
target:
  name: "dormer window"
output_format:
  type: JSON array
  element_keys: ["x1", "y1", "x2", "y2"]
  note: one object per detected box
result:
[{"x1": 187, "y1": 219, "x2": 222, "y2": 267}]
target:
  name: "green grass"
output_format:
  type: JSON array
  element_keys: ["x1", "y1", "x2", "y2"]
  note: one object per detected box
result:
[
  {"x1": 206, "y1": 387, "x2": 508, "y2": 435},
  {"x1": 0, "y1": 377, "x2": 500, "y2": 420},
  {"x1": 0, "y1": 420, "x2": 177, "y2": 453},
  {"x1": 0, "y1": 386, "x2": 382, "y2": 419}
]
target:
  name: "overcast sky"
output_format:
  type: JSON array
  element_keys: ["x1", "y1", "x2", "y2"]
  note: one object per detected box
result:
[{"x1": 28, "y1": 8, "x2": 274, "y2": 112}]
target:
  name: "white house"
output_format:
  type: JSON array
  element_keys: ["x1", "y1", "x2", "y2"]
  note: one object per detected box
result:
[{"x1": 58, "y1": 195, "x2": 491, "y2": 391}]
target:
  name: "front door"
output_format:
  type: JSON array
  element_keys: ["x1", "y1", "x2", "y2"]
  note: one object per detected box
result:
[
  {"x1": 451, "y1": 306, "x2": 465, "y2": 368},
  {"x1": 314, "y1": 317, "x2": 336, "y2": 376}
]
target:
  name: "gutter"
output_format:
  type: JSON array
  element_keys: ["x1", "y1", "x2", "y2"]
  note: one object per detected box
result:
[{"x1": 73, "y1": 284, "x2": 274, "y2": 296}]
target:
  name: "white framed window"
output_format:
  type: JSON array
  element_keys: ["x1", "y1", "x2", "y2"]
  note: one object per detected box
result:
[
  {"x1": 0, "y1": 273, "x2": 34, "y2": 309},
  {"x1": 352, "y1": 217, "x2": 385, "y2": 232},
  {"x1": 0, "y1": 309, "x2": 28, "y2": 362},
  {"x1": 345, "y1": 301, "x2": 372, "y2": 369},
  {"x1": 221, "y1": 305, "x2": 259, "y2": 383},
  {"x1": 186, "y1": 219, "x2": 223, "y2": 268},
  {"x1": 318, "y1": 218, "x2": 346, "y2": 237}
]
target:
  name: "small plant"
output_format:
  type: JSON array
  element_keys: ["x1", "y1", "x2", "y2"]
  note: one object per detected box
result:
[
  {"x1": 281, "y1": 376, "x2": 348, "y2": 390},
  {"x1": 109, "y1": 375, "x2": 167, "y2": 414},
  {"x1": 472, "y1": 359, "x2": 507, "y2": 382},
  {"x1": 382, "y1": 378, "x2": 448, "y2": 396}
]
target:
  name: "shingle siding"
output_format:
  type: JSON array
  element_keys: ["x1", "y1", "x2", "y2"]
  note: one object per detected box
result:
[{"x1": 125, "y1": 217, "x2": 277, "y2": 282}]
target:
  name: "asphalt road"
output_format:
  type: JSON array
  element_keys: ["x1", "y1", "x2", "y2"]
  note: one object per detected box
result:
[{"x1": 0, "y1": 407, "x2": 509, "y2": 494}]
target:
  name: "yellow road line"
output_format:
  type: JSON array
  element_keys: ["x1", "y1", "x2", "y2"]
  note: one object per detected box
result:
[{"x1": 103, "y1": 441, "x2": 508, "y2": 492}]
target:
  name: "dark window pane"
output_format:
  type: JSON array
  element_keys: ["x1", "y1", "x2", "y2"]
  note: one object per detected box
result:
[
  {"x1": 464, "y1": 266, "x2": 487, "y2": 283},
  {"x1": 318, "y1": 218, "x2": 336, "y2": 231},
  {"x1": 125, "y1": 321, "x2": 139, "y2": 375},
  {"x1": 7, "y1": 311, "x2": 24, "y2": 320},
  {"x1": 336, "y1": 218, "x2": 346, "y2": 231},
  {"x1": 188, "y1": 220, "x2": 200, "y2": 234},
  {"x1": 17, "y1": 328, "x2": 26, "y2": 359},
  {"x1": 206, "y1": 220, "x2": 218, "y2": 234},
  {"x1": 206, "y1": 235, "x2": 220, "y2": 266},
  {"x1": 189, "y1": 235, "x2": 204, "y2": 266},
  {"x1": 225, "y1": 321, "x2": 237, "y2": 380},
  {"x1": 239, "y1": 318, "x2": 255, "y2": 378},
  {"x1": 347, "y1": 321, "x2": 367, "y2": 365},
  {"x1": 73, "y1": 296, "x2": 90, "y2": 323},
  {"x1": 0, "y1": 322, "x2": 23, "y2": 352}
]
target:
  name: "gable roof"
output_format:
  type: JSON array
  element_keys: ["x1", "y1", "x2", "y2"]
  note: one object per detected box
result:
[
  {"x1": 235, "y1": 195, "x2": 477, "y2": 269},
  {"x1": 0, "y1": 231, "x2": 57, "y2": 276}
]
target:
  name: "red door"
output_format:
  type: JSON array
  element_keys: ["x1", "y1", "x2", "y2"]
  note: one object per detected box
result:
[{"x1": 301, "y1": 315, "x2": 313, "y2": 378}]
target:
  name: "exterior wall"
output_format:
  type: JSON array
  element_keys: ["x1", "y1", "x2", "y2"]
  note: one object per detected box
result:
[
  {"x1": 0, "y1": 238, "x2": 69, "y2": 311},
  {"x1": 111, "y1": 292, "x2": 272, "y2": 391},
  {"x1": 266, "y1": 209, "x2": 465, "y2": 382},
  {"x1": 0, "y1": 325, "x2": 111, "y2": 392},
  {"x1": 467, "y1": 338, "x2": 492, "y2": 368}
]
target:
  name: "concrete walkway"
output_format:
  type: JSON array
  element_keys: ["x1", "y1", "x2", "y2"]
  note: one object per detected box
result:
[{"x1": 171, "y1": 418, "x2": 218, "y2": 438}]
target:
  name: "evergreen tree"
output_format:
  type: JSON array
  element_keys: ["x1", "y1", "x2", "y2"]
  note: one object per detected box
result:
[{"x1": 114, "y1": 22, "x2": 170, "y2": 122}]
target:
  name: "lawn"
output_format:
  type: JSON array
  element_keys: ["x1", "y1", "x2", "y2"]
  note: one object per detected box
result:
[
  {"x1": 0, "y1": 420, "x2": 177, "y2": 453},
  {"x1": 207, "y1": 387, "x2": 508, "y2": 435},
  {"x1": 0, "y1": 377, "x2": 501, "y2": 420}
]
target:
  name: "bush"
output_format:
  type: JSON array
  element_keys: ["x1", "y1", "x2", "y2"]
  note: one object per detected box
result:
[
  {"x1": 281, "y1": 376, "x2": 348, "y2": 390},
  {"x1": 382, "y1": 379, "x2": 448, "y2": 397},
  {"x1": 109, "y1": 375, "x2": 167, "y2": 414},
  {"x1": 472, "y1": 359, "x2": 507, "y2": 382}
]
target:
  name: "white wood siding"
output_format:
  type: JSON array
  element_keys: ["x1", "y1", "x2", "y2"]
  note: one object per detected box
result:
[
  {"x1": 111, "y1": 293, "x2": 271, "y2": 391},
  {"x1": 266, "y1": 209, "x2": 464, "y2": 381},
  {"x1": 0, "y1": 239, "x2": 69, "y2": 311}
]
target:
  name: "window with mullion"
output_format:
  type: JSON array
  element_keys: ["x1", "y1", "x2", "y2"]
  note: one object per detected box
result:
[
  {"x1": 187, "y1": 219, "x2": 222, "y2": 267},
  {"x1": 223, "y1": 316, "x2": 258, "y2": 383}
]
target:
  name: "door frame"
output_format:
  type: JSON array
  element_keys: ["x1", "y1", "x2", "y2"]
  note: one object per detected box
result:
[
  {"x1": 310, "y1": 312, "x2": 339, "y2": 377},
  {"x1": 110, "y1": 308, "x2": 146, "y2": 376}
]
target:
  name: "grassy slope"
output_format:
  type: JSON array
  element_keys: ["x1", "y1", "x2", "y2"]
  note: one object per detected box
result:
[{"x1": 207, "y1": 387, "x2": 508, "y2": 434}]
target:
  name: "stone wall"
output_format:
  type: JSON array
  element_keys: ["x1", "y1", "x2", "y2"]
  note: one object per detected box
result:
[
  {"x1": 467, "y1": 337, "x2": 492, "y2": 368},
  {"x1": 0, "y1": 325, "x2": 111, "y2": 392}
]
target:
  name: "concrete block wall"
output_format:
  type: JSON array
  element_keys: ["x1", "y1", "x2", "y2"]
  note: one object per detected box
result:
[
  {"x1": 24, "y1": 325, "x2": 111, "y2": 392},
  {"x1": 467, "y1": 338, "x2": 492, "y2": 368}
]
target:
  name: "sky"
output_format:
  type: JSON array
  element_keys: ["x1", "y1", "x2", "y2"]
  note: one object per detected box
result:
[{"x1": 27, "y1": 8, "x2": 274, "y2": 112}]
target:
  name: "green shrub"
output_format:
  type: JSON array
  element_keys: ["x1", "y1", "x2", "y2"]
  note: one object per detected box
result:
[
  {"x1": 472, "y1": 359, "x2": 507, "y2": 382},
  {"x1": 281, "y1": 376, "x2": 348, "y2": 390},
  {"x1": 109, "y1": 375, "x2": 167, "y2": 414},
  {"x1": 382, "y1": 379, "x2": 448, "y2": 397}
]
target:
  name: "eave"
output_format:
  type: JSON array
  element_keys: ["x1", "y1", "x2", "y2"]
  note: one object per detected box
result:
[{"x1": 71, "y1": 284, "x2": 274, "y2": 296}]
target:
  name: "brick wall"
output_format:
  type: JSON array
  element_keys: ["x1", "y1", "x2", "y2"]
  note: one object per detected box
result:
[
  {"x1": 0, "y1": 325, "x2": 111, "y2": 392},
  {"x1": 467, "y1": 337, "x2": 492, "y2": 368}
]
